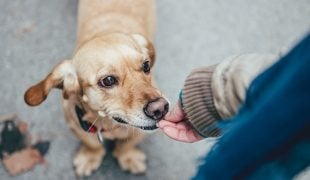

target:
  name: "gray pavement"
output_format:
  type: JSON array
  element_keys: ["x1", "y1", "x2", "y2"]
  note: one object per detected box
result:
[{"x1": 0, "y1": 0, "x2": 309, "y2": 180}]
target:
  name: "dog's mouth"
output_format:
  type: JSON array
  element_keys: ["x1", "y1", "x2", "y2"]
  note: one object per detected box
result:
[
  {"x1": 112, "y1": 117, "x2": 158, "y2": 130},
  {"x1": 112, "y1": 117, "x2": 128, "y2": 124}
]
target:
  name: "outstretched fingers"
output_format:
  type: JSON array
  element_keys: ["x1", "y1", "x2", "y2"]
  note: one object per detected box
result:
[{"x1": 157, "y1": 120, "x2": 203, "y2": 143}]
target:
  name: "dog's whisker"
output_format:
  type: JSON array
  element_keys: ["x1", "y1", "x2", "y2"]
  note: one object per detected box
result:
[
  {"x1": 125, "y1": 128, "x2": 129, "y2": 142},
  {"x1": 131, "y1": 127, "x2": 135, "y2": 137},
  {"x1": 128, "y1": 127, "x2": 131, "y2": 137},
  {"x1": 87, "y1": 114, "x2": 99, "y2": 133},
  {"x1": 100, "y1": 115, "x2": 105, "y2": 127}
]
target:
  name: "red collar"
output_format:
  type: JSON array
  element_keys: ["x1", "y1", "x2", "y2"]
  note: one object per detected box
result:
[{"x1": 75, "y1": 105, "x2": 100, "y2": 133}]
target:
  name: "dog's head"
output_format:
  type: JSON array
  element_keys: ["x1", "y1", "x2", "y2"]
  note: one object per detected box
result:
[{"x1": 24, "y1": 33, "x2": 169, "y2": 131}]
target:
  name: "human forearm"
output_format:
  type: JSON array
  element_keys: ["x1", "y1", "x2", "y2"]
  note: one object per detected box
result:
[{"x1": 182, "y1": 54, "x2": 278, "y2": 137}]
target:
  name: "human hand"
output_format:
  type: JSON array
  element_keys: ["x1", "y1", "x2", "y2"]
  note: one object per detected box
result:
[{"x1": 157, "y1": 100, "x2": 203, "y2": 143}]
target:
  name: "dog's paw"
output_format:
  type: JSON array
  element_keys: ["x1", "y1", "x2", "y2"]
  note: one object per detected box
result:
[
  {"x1": 115, "y1": 149, "x2": 146, "y2": 174},
  {"x1": 73, "y1": 146, "x2": 105, "y2": 176}
]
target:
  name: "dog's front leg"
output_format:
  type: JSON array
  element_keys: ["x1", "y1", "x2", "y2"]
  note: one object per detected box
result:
[
  {"x1": 73, "y1": 142, "x2": 105, "y2": 176},
  {"x1": 63, "y1": 100, "x2": 105, "y2": 176},
  {"x1": 69, "y1": 123, "x2": 105, "y2": 177},
  {"x1": 69, "y1": 124, "x2": 105, "y2": 177},
  {"x1": 113, "y1": 131, "x2": 146, "y2": 174}
]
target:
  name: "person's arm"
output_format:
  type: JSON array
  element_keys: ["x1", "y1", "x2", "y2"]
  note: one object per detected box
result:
[
  {"x1": 158, "y1": 54, "x2": 278, "y2": 142},
  {"x1": 168, "y1": 54, "x2": 278, "y2": 138},
  {"x1": 194, "y1": 34, "x2": 310, "y2": 179}
]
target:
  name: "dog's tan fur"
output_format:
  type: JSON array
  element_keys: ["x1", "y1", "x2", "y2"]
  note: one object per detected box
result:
[{"x1": 24, "y1": 0, "x2": 163, "y2": 176}]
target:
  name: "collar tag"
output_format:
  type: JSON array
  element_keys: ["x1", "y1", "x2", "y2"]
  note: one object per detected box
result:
[{"x1": 97, "y1": 130, "x2": 104, "y2": 144}]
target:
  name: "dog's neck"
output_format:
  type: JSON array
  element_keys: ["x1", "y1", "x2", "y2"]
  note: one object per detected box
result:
[
  {"x1": 73, "y1": 95, "x2": 121, "y2": 133},
  {"x1": 75, "y1": 105, "x2": 98, "y2": 133}
]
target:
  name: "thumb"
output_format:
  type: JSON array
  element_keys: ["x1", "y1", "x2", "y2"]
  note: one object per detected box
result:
[{"x1": 164, "y1": 100, "x2": 185, "y2": 123}]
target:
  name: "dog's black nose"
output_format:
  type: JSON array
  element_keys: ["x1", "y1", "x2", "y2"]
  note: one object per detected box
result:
[{"x1": 144, "y1": 98, "x2": 169, "y2": 120}]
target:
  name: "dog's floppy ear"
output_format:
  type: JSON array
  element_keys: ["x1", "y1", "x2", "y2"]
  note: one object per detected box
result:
[
  {"x1": 24, "y1": 60, "x2": 80, "y2": 106},
  {"x1": 131, "y1": 34, "x2": 156, "y2": 65}
]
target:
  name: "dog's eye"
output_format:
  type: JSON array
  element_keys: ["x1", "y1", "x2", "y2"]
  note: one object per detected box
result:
[
  {"x1": 98, "y1": 76, "x2": 117, "y2": 88},
  {"x1": 142, "y1": 60, "x2": 150, "y2": 73}
]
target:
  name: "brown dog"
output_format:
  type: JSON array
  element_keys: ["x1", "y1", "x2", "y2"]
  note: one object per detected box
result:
[{"x1": 24, "y1": 0, "x2": 169, "y2": 176}]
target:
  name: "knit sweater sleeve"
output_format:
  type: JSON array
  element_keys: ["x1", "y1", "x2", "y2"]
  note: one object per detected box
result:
[
  {"x1": 182, "y1": 54, "x2": 278, "y2": 137},
  {"x1": 182, "y1": 66, "x2": 222, "y2": 137}
]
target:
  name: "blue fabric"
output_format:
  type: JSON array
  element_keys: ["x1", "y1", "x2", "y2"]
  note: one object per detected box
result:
[
  {"x1": 193, "y1": 34, "x2": 310, "y2": 180},
  {"x1": 179, "y1": 90, "x2": 184, "y2": 108}
]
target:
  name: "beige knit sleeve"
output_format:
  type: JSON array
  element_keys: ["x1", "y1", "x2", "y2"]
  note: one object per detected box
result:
[
  {"x1": 182, "y1": 54, "x2": 279, "y2": 137},
  {"x1": 183, "y1": 66, "x2": 222, "y2": 137}
]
